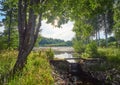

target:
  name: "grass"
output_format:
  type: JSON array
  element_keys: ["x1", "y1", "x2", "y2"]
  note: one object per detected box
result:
[
  {"x1": 0, "y1": 50, "x2": 17, "y2": 75},
  {"x1": 89, "y1": 47, "x2": 120, "y2": 71},
  {"x1": 0, "y1": 50, "x2": 54, "y2": 85},
  {"x1": 98, "y1": 47, "x2": 120, "y2": 64}
]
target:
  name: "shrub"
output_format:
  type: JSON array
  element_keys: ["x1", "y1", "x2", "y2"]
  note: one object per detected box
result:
[
  {"x1": 45, "y1": 48, "x2": 54, "y2": 60},
  {"x1": 73, "y1": 40, "x2": 85, "y2": 54},
  {"x1": 108, "y1": 42, "x2": 117, "y2": 47},
  {"x1": 81, "y1": 52, "x2": 90, "y2": 58},
  {"x1": 84, "y1": 42, "x2": 98, "y2": 58}
]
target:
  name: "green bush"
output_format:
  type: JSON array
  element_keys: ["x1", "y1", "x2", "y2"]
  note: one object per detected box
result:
[
  {"x1": 83, "y1": 42, "x2": 98, "y2": 58},
  {"x1": 45, "y1": 48, "x2": 54, "y2": 60},
  {"x1": 81, "y1": 52, "x2": 90, "y2": 58},
  {"x1": 73, "y1": 40, "x2": 85, "y2": 54},
  {"x1": 0, "y1": 39, "x2": 7, "y2": 50}
]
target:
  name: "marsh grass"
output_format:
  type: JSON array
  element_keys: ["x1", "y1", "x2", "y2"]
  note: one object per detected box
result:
[
  {"x1": 0, "y1": 50, "x2": 54, "y2": 85},
  {"x1": 0, "y1": 50, "x2": 17, "y2": 75},
  {"x1": 91, "y1": 47, "x2": 120, "y2": 71},
  {"x1": 98, "y1": 47, "x2": 120, "y2": 64},
  {"x1": 85, "y1": 47, "x2": 120, "y2": 72}
]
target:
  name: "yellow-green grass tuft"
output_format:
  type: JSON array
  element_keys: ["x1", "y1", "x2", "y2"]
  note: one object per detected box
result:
[{"x1": 0, "y1": 50, "x2": 54, "y2": 85}]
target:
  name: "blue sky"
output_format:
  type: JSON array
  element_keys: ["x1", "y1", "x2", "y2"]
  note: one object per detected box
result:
[
  {"x1": 0, "y1": 16, "x2": 4, "y2": 21},
  {"x1": 0, "y1": 13, "x2": 5, "y2": 21},
  {"x1": 0, "y1": 16, "x2": 5, "y2": 32}
]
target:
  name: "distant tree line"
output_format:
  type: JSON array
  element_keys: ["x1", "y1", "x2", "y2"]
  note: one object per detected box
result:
[
  {"x1": 94, "y1": 36, "x2": 117, "y2": 47},
  {"x1": 39, "y1": 37, "x2": 72, "y2": 47}
]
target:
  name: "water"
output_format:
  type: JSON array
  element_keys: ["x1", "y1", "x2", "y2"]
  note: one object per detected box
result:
[
  {"x1": 36, "y1": 47, "x2": 74, "y2": 53},
  {"x1": 34, "y1": 47, "x2": 75, "y2": 63},
  {"x1": 54, "y1": 52, "x2": 76, "y2": 63}
]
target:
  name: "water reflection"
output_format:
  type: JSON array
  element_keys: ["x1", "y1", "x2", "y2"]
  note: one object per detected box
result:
[{"x1": 54, "y1": 52, "x2": 76, "y2": 63}]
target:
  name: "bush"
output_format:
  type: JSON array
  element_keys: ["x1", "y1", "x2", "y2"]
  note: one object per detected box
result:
[
  {"x1": 108, "y1": 42, "x2": 117, "y2": 47},
  {"x1": 81, "y1": 52, "x2": 90, "y2": 58},
  {"x1": 83, "y1": 42, "x2": 98, "y2": 58},
  {"x1": 73, "y1": 40, "x2": 85, "y2": 54},
  {"x1": 45, "y1": 48, "x2": 54, "y2": 60}
]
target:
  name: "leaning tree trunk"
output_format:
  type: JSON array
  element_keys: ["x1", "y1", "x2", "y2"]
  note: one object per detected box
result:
[{"x1": 12, "y1": 0, "x2": 43, "y2": 74}]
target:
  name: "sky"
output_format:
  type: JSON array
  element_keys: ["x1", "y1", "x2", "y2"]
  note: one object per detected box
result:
[
  {"x1": 0, "y1": 26, "x2": 4, "y2": 32},
  {"x1": 0, "y1": 15, "x2": 113, "y2": 41},
  {"x1": 0, "y1": 15, "x2": 5, "y2": 32},
  {"x1": 0, "y1": 16, "x2": 75, "y2": 41},
  {"x1": 41, "y1": 20, "x2": 75, "y2": 41}
]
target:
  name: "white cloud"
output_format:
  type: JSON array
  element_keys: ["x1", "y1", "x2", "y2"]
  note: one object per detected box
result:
[
  {"x1": 0, "y1": 26, "x2": 4, "y2": 32},
  {"x1": 40, "y1": 20, "x2": 75, "y2": 41}
]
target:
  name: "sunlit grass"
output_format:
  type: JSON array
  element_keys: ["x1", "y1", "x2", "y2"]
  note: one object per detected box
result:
[
  {"x1": 0, "y1": 50, "x2": 54, "y2": 85},
  {"x1": 98, "y1": 47, "x2": 120, "y2": 64},
  {"x1": 96, "y1": 47, "x2": 120, "y2": 71},
  {"x1": 0, "y1": 50, "x2": 17, "y2": 75}
]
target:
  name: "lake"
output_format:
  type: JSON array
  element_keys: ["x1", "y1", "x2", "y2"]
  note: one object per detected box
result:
[
  {"x1": 54, "y1": 52, "x2": 76, "y2": 63},
  {"x1": 34, "y1": 47, "x2": 75, "y2": 63}
]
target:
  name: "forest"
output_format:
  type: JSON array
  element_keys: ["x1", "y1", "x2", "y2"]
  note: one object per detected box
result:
[
  {"x1": 0, "y1": 0, "x2": 120, "y2": 85},
  {"x1": 39, "y1": 37, "x2": 72, "y2": 46}
]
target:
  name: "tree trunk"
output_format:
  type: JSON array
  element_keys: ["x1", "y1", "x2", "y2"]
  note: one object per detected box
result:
[
  {"x1": 8, "y1": 9, "x2": 12, "y2": 48},
  {"x1": 12, "y1": 0, "x2": 43, "y2": 74},
  {"x1": 105, "y1": 28, "x2": 108, "y2": 47},
  {"x1": 97, "y1": 15, "x2": 101, "y2": 47},
  {"x1": 95, "y1": 30, "x2": 98, "y2": 45},
  {"x1": 13, "y1": 50, "x2": 30, "y2": 73},
  {"x1": 103, "y1": 13, "x2": 108, "y2": 47},
  {"x1": 98, "y1": 30, "x2": 100, "y2": 46}
]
